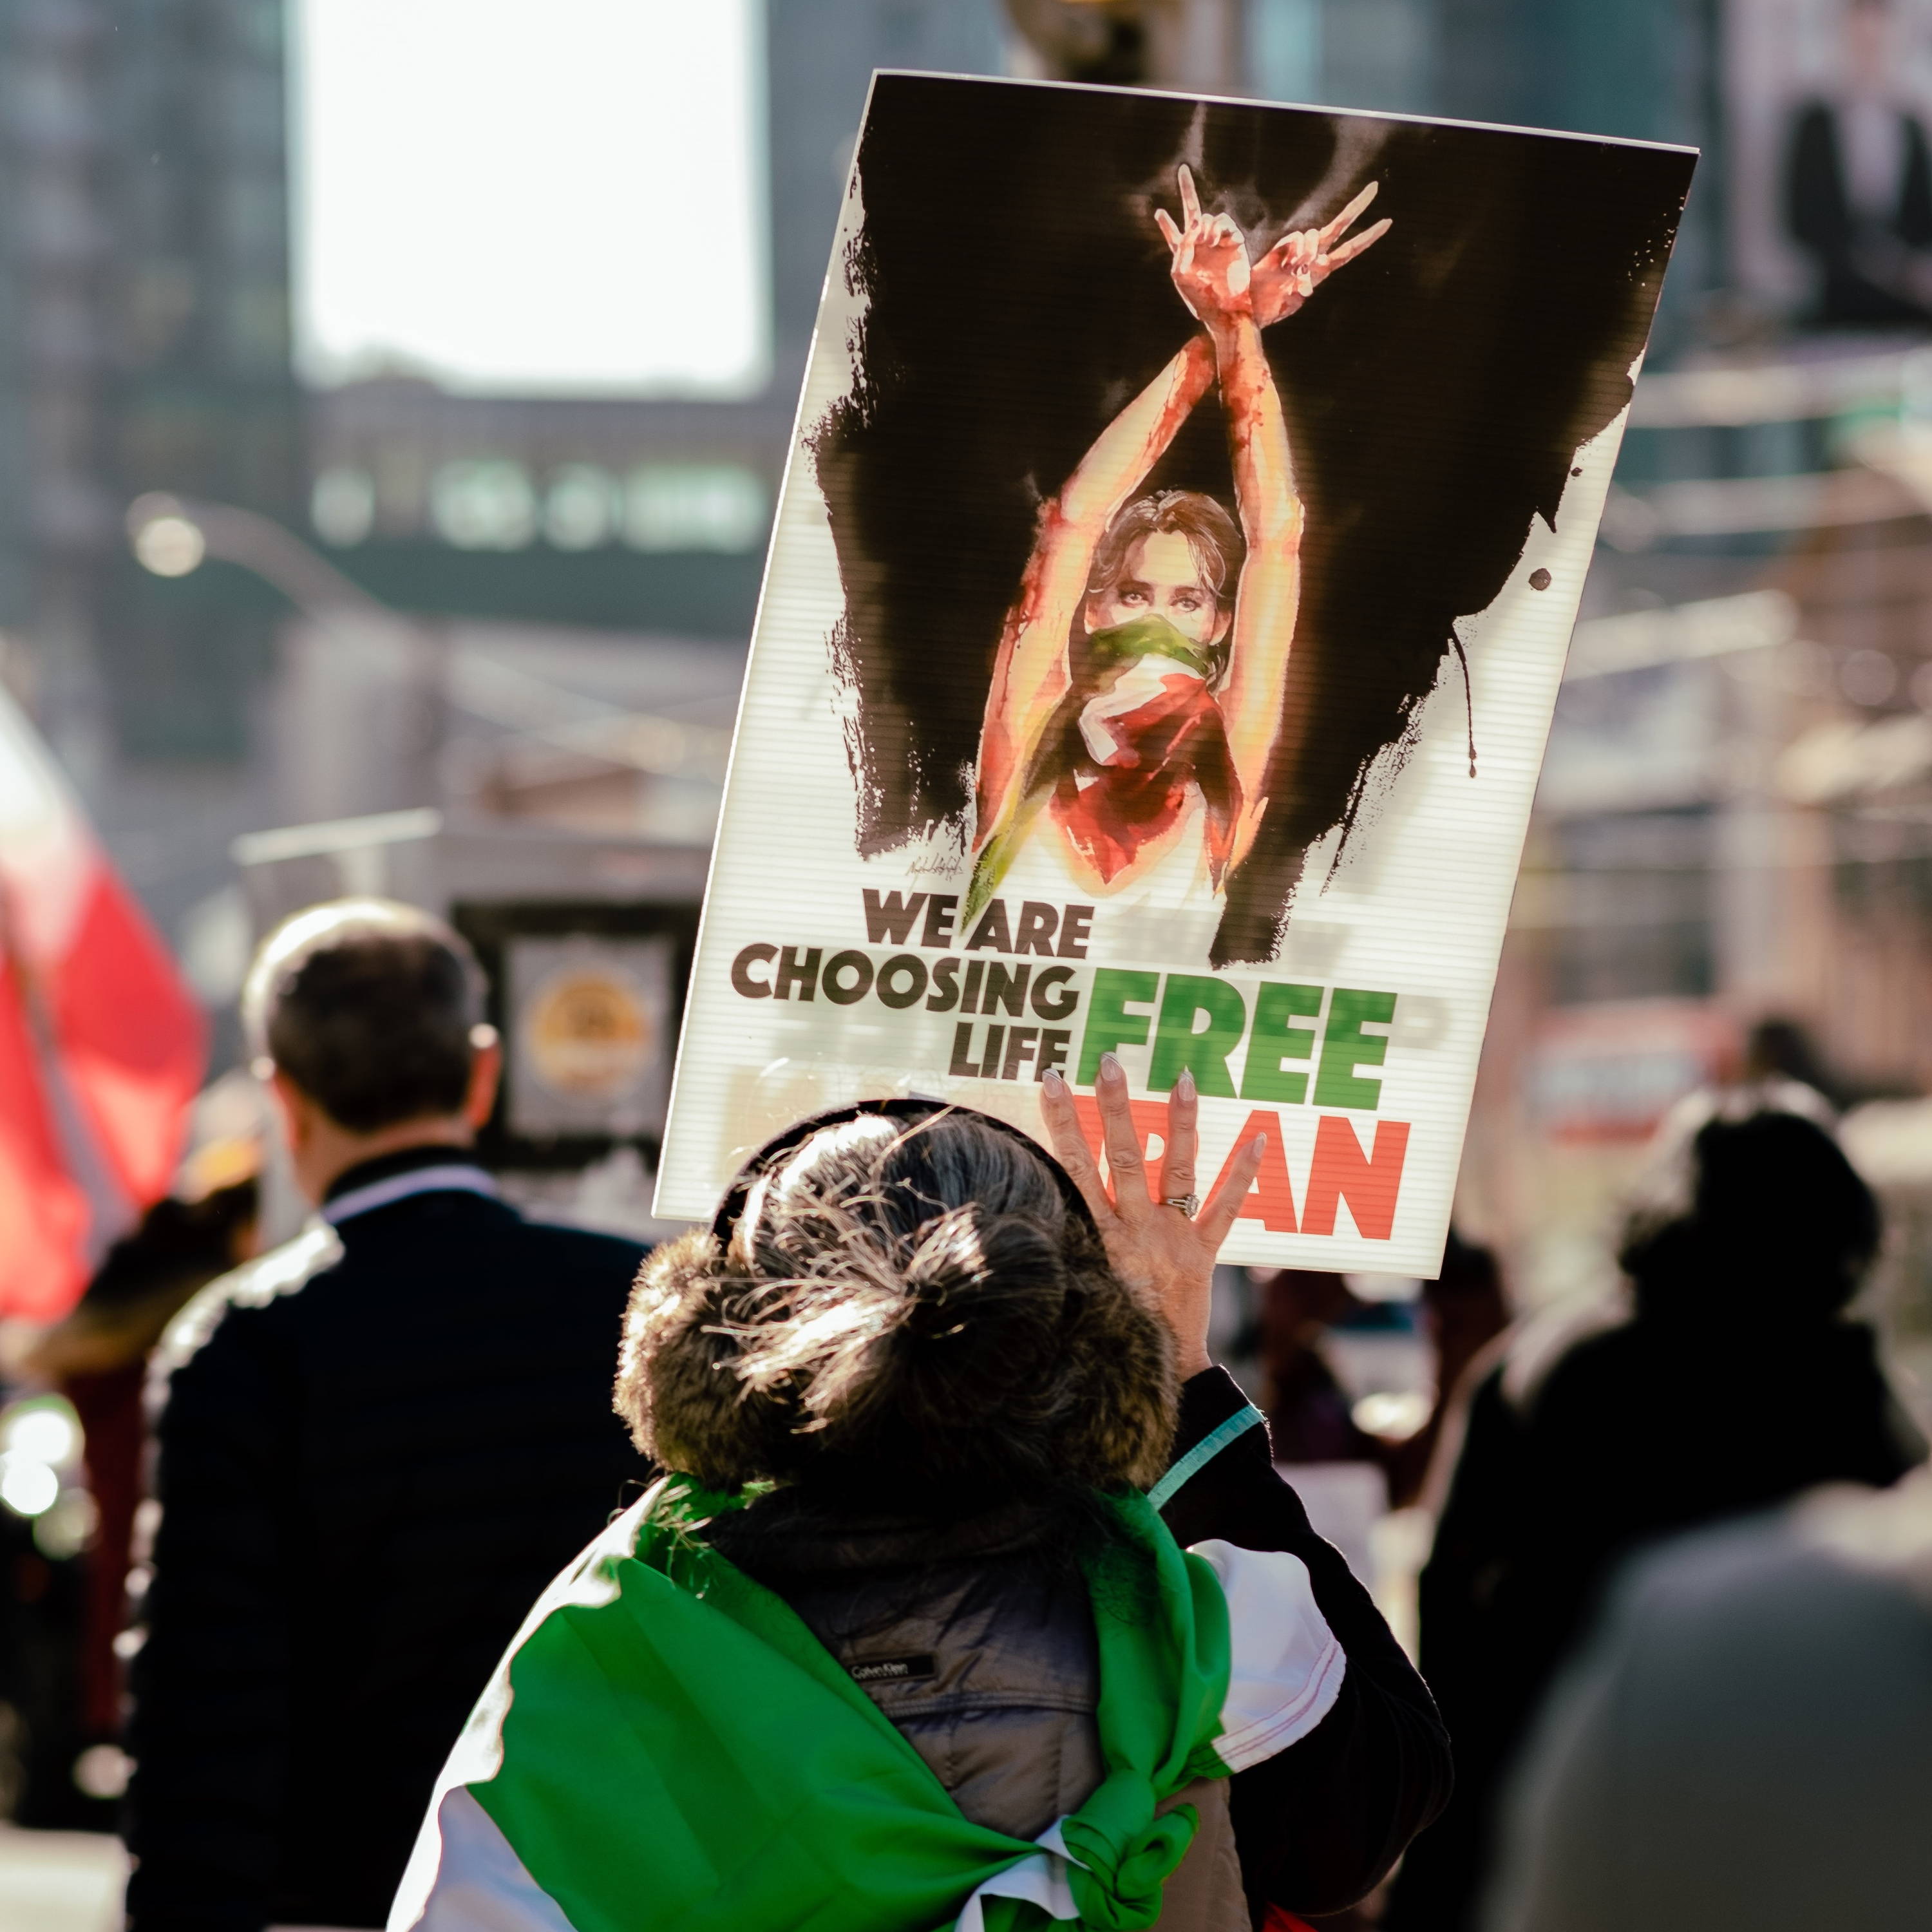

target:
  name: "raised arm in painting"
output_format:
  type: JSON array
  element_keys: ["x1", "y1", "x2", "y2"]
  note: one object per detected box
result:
[
  {"x1": 1163, "y1": 184, "x2": 1390, "y2": 862},
  {"x1": 973, "y1": 173, "x2": 1227, "y2": 846}
]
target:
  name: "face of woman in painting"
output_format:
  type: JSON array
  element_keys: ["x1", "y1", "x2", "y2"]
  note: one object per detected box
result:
[{"x1": 1082, "y1": 531, "x2": 1233, "y2": 651}]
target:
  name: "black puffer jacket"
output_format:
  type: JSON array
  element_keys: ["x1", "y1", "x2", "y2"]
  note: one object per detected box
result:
[
  {"x1": 715, "y1": 1368, "x2": 1453, "y2": 1927},
  {"x1": 124, "y1": 1148, "x2": 650, "y2": 1932}
]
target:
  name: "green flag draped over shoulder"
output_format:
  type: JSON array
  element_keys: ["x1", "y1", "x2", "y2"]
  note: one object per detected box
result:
[{"x1": 390, "y1": 1479, "x2": 1239, "y2": 1932}]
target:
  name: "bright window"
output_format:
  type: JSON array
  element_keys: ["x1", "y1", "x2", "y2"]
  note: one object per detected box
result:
[
  {"x1": 431, "y1": 462, "x2": 538, "y2": 549},
  {"x1": 623, "y1": 465, "x2": 767, "y2": 551},
  {"x1": 291, "y1": 0, "x2": 767, "y2": 397}
]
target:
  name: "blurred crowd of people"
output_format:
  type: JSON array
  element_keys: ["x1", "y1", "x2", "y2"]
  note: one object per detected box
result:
[
  {"x1": 0, "y1": 899, "x2": 1926, "y2": 1931},
  {"x1": 12, "y1": 2, "x2": 1932, "y2": 1922},
  {"x1": 1235, "y1": 1059, "x2": 1930, "y2": 1929}
]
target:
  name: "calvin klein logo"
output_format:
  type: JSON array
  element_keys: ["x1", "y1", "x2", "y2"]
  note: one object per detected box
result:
[{"x1": 849, "y1": 1653, "x2": 936, "y2": 1685}]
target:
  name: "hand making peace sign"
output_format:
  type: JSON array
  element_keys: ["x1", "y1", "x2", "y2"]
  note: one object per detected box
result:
[
  {"x1": 1153, "y1": 166, "x2": 1392, "y2": 332},
  {"x1": 1154, "y1": 164, "x2": 1254, "y2": 328},
  {"x1": 1251, "y1": 180, "x2": 1393, "y2": 325}
]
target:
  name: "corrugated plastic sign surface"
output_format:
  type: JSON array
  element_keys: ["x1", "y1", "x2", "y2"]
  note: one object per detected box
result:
[{"x1": 656, "y1": 72, "x2": 1696, "y2": 1272}]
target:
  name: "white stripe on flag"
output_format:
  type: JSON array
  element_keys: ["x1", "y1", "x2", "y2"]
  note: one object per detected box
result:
[
  {"x1": 0, "y1": 683, "x2": 95, "y2": 960},
  {"x1": 956, "y1": 1820, "x2": 1081, "y2": 1931},
  {"x1": 391, "y1": 1511, "x2": 637, "y2": 1932},
  {"x1": 394, "y1": 1786, "x2": 576, "y2": 1932},
  {"x1": 1189, "y1": 1539, "x2": 1347, "y2": 1770}
]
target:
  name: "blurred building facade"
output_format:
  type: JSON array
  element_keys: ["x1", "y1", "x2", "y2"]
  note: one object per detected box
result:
[
  {"x1": 6, "y1": 0, "x2": 1932, "y2": 1347},
  {"x1": 2, "y1": 0, "x2": 1018, "y2": 952},
  {"x1": 301, "y1": 1, "x2": 1009, "y2": 646},
  {"x1": 0, "y1": 0, "x2": 300, "y2": 761},
  {"x1": 0, "y1": 0, "x2": 1706, "y2": 960}
]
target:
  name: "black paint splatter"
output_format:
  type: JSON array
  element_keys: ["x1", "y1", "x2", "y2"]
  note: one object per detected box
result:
[{"x1": 1451, "y1": 631, "x2": 1477, "y2": 780}]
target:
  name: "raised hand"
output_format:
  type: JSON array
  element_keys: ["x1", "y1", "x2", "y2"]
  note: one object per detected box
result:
[
  {"x1": 1251, "y1": 181, "x2": 1392, "y2": 327},
  {"x1": 1040, "y1": 1057, "x2": 1264, "y2": 1382},
  {"x1": 1154, "y1": 165, "x2": 1252, "y2": 330}
]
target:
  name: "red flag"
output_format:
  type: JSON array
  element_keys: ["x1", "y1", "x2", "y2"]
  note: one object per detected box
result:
[
  {"x1": 45, "y1": 865, "x2": 209, "y2": 1204},
  {"x1": 0, "y1": 953, "x2": 89, "y2": 1319},
  {"x1": 0, "y1": 685, "x2": 205, "y2": 1315}
]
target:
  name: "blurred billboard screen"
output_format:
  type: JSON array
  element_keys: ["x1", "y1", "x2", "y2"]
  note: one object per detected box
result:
[
  {"x1": 506, "y1": 934, "x2": 676, "y2": 1142},
  {"x1": 1728, "y1": 0, "x2": 1932, "y2": 328},
  {"x1": 451, "y1": 898, "x2": 698, "y2": 1171},
  {"x1": 656, "y1": 73, "x2": 1693, "y2": 1272}
]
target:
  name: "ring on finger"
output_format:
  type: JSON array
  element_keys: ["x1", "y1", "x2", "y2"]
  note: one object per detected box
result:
[{"x1": 1162, "y1": 1193, "x2": 1200, "y2": 1218}]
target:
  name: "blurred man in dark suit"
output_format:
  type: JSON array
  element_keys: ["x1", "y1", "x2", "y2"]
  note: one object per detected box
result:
[{"x1": 124, "y1": 900, "x2": 650, "y2": 1932}]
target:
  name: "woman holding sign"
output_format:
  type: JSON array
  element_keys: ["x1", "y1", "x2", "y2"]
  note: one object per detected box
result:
[
  {"x1": 393, "y1": 1074, "x2": 1449, "y2": 1931},
  {"x1": 967, "y1": 167, "x2": 1390, "y2": 924}
]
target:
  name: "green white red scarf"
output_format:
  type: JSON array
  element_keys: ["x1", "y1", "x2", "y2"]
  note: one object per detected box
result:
[{"x1": 392, "y1": 1472, "x2": 1343, "y2": 1932}]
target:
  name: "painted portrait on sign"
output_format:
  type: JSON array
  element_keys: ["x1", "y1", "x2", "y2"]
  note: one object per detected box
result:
[
  {"x1": 652, "y1": 75, "x2": 1693, "y2": 1272},
  {"x1": 967, "y1": 171, "x2": 1386, "y2": 930},
  {"x1": 812, "y1": 81, "x2": 1690, "y2": 966}
]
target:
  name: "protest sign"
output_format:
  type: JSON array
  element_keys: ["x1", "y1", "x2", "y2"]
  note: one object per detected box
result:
[{"x1": 655, "y1": 73, "x2": 1695, "y2": 1272}]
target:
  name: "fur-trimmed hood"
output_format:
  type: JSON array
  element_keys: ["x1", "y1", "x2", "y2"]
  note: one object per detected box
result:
[{"x1": 613, "y1": 1112, "x2": 1178, "y2": 1500}]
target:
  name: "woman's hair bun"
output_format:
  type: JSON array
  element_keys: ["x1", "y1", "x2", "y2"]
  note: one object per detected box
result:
[
  {"x1": 880, "y1": 1202, "x2": 1071, "y2": 1425},
  {"x1": 901, "y1": 1200, "x2": 1065, "y2": 1310}
]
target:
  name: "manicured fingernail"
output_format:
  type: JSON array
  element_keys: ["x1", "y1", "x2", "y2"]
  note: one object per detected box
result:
[
  {"x1": 1042, "y1": 1068, "x2": 1066, "y2": 1097},
  {"x1": 1099, "y1": 1052, "x2": 1122, "y2": 1082},
  {"x1": 1176, "y1": 1068, "x2": 1197, "y2": 1101},
  {"x1": 1251, "y1": 1135, "x2": 1267, "y2": 1156}
]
